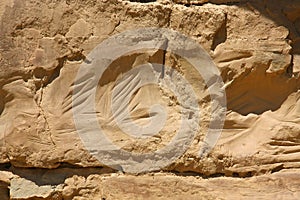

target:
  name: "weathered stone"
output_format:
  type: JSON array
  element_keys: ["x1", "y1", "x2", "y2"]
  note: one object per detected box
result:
[{"x1": 0, "y1": 0, "x2": 300, "y2": 199}]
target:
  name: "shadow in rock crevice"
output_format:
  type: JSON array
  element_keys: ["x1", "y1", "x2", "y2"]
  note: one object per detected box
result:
[{"x1": 10, "y1": 166, "x2": 116, "y2": 187}]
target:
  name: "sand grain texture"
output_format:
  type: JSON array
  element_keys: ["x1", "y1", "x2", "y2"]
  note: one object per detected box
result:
[{"x1": 0, "y1": 0, "x2": 300, "y2": 199}]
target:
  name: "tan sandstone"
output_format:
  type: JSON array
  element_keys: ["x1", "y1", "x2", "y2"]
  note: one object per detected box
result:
[{"x1": 0, "y1": 0, "x2": 300, "y2": 199}]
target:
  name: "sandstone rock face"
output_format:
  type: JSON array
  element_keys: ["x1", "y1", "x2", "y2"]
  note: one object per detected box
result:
[{"x1": 0, "y1": 0, "x2": 300, "y2": 199}]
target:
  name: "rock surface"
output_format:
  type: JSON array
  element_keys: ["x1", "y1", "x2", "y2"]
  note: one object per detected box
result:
[
  {"x1": 5, "y1": 168, "x2": 300, "y2": 200},
  {"x1": 0, "y1": 0, "x2": 300, "y2": 199}
]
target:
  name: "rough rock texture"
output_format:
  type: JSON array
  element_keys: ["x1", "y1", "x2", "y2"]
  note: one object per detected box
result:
[
  {"x1": 5, "y1": 169, "x2": 300, "y2": 200},
  {"x1": 0, "y1": 0, "x2": 300, "y2": 199}
]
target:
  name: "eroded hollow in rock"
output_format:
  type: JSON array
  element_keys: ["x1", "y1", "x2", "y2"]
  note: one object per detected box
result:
[
  {"x1": 226, "y1": 68, "x2": 299, "y2": 115},
  {"x1": 93, "y1": 48, "x2": 209, "y2": 154}
]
